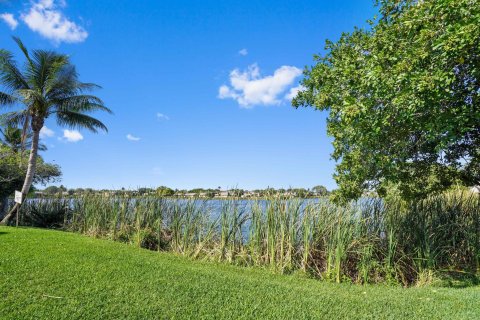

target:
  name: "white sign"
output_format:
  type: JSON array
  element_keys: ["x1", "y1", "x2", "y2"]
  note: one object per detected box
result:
[{"x1": 14, "y1": 191, "x2": 23, "y2": 204}]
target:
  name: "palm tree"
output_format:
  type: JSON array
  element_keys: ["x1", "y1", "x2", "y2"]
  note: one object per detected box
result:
[
  {"x1": 0, "y1": 125, "x2": 23, "y2": 153},
  {"x1": 1, "y1": 125, "x2": 47, "y2": 153},
  {"x1": 0, "y1": 37, "x2": 112, "y2": 224}
]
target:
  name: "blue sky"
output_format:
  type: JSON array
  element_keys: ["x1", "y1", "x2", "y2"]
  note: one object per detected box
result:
[{"x1": 0, "y1": 0, "x2": 376, "y2": 191}]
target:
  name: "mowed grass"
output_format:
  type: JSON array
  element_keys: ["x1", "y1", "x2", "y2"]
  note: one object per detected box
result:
[{"x1": 0, "y1": 227, "x2": 479, "y2": 320}]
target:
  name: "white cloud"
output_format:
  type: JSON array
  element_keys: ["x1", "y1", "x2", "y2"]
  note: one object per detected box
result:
[
  {"x1": 21, "y1": 0, "x2": 88, "y2": 43},
  {"x1": 126, "y1": 134, "x2": 140, "y2": 141},
  {"x1": 238, "y1": 48, "x2": 248, "y2": 56},
  {"x1": 63, "y1": 129, "x2": 83, "y2": 142},
  {"x1": 0, "y1": 13, "x2": 18, "y2": 30},
  {"x1": 156, "y1": 113, "x2": 170, "y2": 120},
  {"x1": 218, "y1": 64, "x2": 302, "y2": 107},
  {"x1": 39, "y1": 126, "x2": 55, "y2": 138},
  {"x1": 285, "y1": 85, "x2": 304, "y2": 101}
]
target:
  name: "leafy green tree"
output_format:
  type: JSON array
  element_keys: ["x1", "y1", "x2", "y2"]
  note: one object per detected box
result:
[
  {"x1": 156, "y1": 186, "x2": 174, "y2": 197},
  {"x1": 188, "y1": 188, "x2": 204, "y2": 194},
  {"x1": 43, "y1": 186, "x2": 60, "y2": 195},
  {"x1": 312, "y1": 185, "x2": 328, "y2": 196},
  {"x1": 294, "y1": 0, "x2": 480, "y2": 200},
  {"x1": 0, "y1": 38, "x2": 111, "y2": 223},
  {"x1": 75, "y1": 188, "x2": 85, "y2": 194}
]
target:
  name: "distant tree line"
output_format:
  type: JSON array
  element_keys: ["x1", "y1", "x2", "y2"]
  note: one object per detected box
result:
[{"x1": 35, "y1": 185, "x2": 331, "y2": 198}]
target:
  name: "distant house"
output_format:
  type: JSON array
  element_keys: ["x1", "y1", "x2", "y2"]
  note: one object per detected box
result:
[
  {"x1": 184, "y1": 193, "x2": 197, "y2": 198},
  {"x1": 218, "y1": 191, "x2": 229, "y2": 198},
  {"x1": 470, "y1": 186, "x2": 480, "y2": 194}
]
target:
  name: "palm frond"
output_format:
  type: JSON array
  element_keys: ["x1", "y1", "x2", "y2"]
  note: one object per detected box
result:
[
  {"x1": 17, "y1": 88, "x2": 44, "y2": 104},
  {"x1": 77, "y1": 82, "x2": 102, "y2": 91},
  {"x1": 0, "y1": 125, "x2": 47, "y2": 152},
  {"x1": 41, "y1": 51, "x2": 70, "y2": 93},
  {"x1": 0, "y1": 49, "x2": 13, "y2": 66},
  {"x1": 56, "y1": 110, "x2": 108, "y2": 133},
  {"x1": 56, "y1": 95, "x2": 112, "y2": 114},
  {"x1": 45, "y1": 64, "x2": 79, "y2": 99},
  {"x1": 0, "y1": 125, "x2": 22, "y2": 142},
  {"x1": 12, "y1": 37, "x2": 37, "y2": 84},
  {"x1": 0, "y1": 90, "x2": 17, "y2": 106},
  {"x1": 0, "y1": 111, "x2": 28, "y2": 128},
  {"x1": 0, "y1": 49, "x2": 29, "y2": 91},
  {"x1": 29, "y1": 49, "x2": 52, "y2": 91},
  {"x1": 12, "y1": 37, "x2": 34, "y2": 67}
]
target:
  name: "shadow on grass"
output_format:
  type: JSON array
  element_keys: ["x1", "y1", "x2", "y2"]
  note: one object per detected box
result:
[
  {"x1": 435, "y1": 271, "x2": 480, "y2": 288},
  {"x1": 0, "y1": 231, "x2": 9, "y2": 236}
]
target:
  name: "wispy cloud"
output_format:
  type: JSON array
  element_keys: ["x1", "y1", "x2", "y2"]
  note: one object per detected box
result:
[
  {"x1": 156, "y1": 113, "x2": 170, "y2": 120},
  {"x1": 126, "y1": 134, "x2": 140, "y2": 141},
  {"x1": 0, "y1": 13, "x2": 18, "y2": 30},
  {"x1": 238, "y1": 48, "x2": 248, "y2": 56},
  {"x1": 62, "y1": 129, "x2": 83, "y2": 142},
  {"x1": 39, "y1": 126, "x2": 55, "y2": 139},
  {"x1": 21, "y1": 0, "x2": 88, "y2": 44},
  {"x1": 218, "y1": 63, "x2": 302, "y2": 108}
]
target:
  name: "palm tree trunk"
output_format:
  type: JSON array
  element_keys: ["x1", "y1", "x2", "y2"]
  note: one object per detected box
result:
[{"x1": 0, "y1": 127, "x2": 41, "y2": 225}]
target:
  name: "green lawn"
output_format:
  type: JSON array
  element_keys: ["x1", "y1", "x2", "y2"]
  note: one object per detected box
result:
[{"x1": 1, "y1": 227, "x2": 479, "y2": 319}]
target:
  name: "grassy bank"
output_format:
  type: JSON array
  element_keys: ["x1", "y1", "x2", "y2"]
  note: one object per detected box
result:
[
  {"x1": 14, "y1": 190, "x2": 480, "y2": 285},
  {"x1": 1, "y1": 227, "x2": 479, "y2": 319}
]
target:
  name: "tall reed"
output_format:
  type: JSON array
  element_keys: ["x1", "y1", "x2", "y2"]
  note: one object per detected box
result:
[{"x1": 18, "y1": 190, "x2": 480, "y2": 285}]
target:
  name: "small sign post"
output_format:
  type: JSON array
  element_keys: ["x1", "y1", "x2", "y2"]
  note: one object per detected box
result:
[
  {"x1": 14, "y1": 191, "x2": 22, "y2": 227},
  {"x1": 14, "y1": 191, "x2": 23, "y2": 204}
]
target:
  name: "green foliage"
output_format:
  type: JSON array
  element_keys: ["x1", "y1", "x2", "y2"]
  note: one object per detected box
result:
[
  {"x1": 312, "y1": 185, "x2": 329, "y2": 196},
  {"x1": 43, "y1": 186, "x2": 61, "y2": 195},
  {"x1": 0, "y1": 145, "x2": 61, "y2": 199},
  {"x1": 0, "y1": 146, "x2": 22, "y2": 196},
  {"x1": 156, "y1": 186, "x2": 174, "y2": 197},
  {"x1": 294, "y1": 0, "x2": 480, "y2": 201},
  {"x1": 0, "y1": 126, "x2": 47, "y2": 152},
  {"x1": 1, "y1": 227, "x2": 480, "y2": 319}
]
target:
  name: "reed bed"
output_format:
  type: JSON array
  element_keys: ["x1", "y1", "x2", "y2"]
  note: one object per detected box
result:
[{"x1": 17, "y1": 190, "x2": 480, "y2": 286}]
